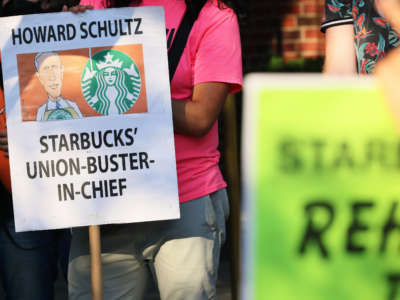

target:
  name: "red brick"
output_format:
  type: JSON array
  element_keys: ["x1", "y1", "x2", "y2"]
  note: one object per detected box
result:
[
  {"x1": 283, "y1": 42, "x2": 297, "y2": 52},
  {"x1": 283, "y1": 30, "x2": 301, "y2": 39},
  {"x1": 282, "y1": 16, "x2": 297, "y2": 28},
  {"x1": 303, "y1": 4, "x2": 319, "y2": 14},
  {"x1": 300, "y1": 42, "x2": 324, "y2": 52},
  {"x1": 298, "y1": 16, "x2": 321, "y2": 26},
  {"x1": 304, "y1": 28, "x2": 324, "y2": 39}
]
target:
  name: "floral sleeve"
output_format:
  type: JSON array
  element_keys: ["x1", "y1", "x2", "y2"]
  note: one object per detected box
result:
[{"x1": 321, "y1": 0, "x2": 353, "y2": 33}]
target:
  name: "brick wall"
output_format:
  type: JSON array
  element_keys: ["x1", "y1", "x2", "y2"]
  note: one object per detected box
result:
[
  {"x1": 241, "y1": 0, "x2": 325, "y2": 72},
  {"x1": 282, "y1": 0, "x2": 325, "y2": 60}
]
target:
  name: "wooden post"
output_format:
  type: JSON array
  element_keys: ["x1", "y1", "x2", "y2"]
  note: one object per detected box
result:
[{"x1": 89, "y1": 225, "x2": 103, "y2": 300}]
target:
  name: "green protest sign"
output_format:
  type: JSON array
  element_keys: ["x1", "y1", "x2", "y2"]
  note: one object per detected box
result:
[{"x1": 242, "y1": 75, "x2": 400, "y2": 300}]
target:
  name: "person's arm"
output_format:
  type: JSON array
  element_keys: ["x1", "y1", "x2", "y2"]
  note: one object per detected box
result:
[
  {"x1": 321, "y1": 0, "x2": 355, "y2": 74},
  {"x1": 374, "y1": 0, "x2": 400, "y2": 131},
  {"x1": 172, "y1": 7, "x2": 241, "y2": 138},
  {"x1": 324, "y1": 24, "x2": 357, "y2": 74},
  {"x1": 172, "y1": 82, "x2": 229, "y2": 137}
]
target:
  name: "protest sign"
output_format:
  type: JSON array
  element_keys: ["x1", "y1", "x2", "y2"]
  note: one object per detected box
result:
[
  {"x1": 0, "y1": 7, "x2": 179, "y2": 232},
  {"x1": 242, "y1": 74, "x2": 400, "y2": 300}
]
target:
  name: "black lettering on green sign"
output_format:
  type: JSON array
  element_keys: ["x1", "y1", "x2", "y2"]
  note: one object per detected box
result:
[
  {"x1": 278, "y1": 138, "x2": 400, "y2": 172},
  {"x1": 381, "y1": 202, "x2": 400, "y2": 253},
  {"x1": 279, "y1": 139, "x2": 302, "y2": 172},
  {"x1": 365, "y1": 139, "x2": 389, "y2": 169},
  {"x1": 332, "y1": 143, "x2": 355, "y2": 169},
  {"x1": 299, "y1": 199, "x2": 400, "y2": 257},
  {"x1": 298, "y1": 201, "x2": 334, "y2": 259},
  {"x1": 387, "y1": 273, "x2": 400, "y2": 300},
  {"x1": 311, "y1": 139, "x2": 325, "y2": 171},
  {"x1": 346, "y1": 201, "x2": 374, "y2": 254}
]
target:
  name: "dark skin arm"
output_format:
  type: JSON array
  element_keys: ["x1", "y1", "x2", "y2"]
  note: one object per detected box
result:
[{"x1": 172, "y1": 82, "x2": 230, "y2": 137}]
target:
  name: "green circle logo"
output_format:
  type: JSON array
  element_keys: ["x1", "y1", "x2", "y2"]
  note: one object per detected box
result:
[
  {"x1": 47, "y1": 109, "x2": 73, "y2": 120},
  {"x1": 81, "y1": 49, "x2": 142, "y2": 115}
]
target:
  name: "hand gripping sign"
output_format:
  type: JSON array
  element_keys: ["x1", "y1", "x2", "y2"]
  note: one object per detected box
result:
[{"x1": 0, "y1": 7, "x2": 180, "y2": 232}]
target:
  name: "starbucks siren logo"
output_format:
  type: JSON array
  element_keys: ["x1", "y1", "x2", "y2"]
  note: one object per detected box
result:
[
  {"x1": 81, "y1": 49, "x2": 142, "y2": 115},
  {"x1": 47, "y1": 109, "x2": 73, "y2": 120}
]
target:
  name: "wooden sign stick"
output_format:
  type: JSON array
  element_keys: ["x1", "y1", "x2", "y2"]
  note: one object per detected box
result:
[{"x1": 89, "y1": 225, "x2": 103, "y2": 300}]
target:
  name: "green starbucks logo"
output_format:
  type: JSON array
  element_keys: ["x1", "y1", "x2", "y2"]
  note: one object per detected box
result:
[
  {"x1": 47, "y1": 109, "x2": 73, "y2": 120},
  {"x1": 81, "y1": 49, "x2": 142, "y2": 115}
]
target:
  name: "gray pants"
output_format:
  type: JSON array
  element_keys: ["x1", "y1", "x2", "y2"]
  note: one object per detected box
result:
[{"x1": 68, "y1": 189, "x2": 229, "y2": 300}]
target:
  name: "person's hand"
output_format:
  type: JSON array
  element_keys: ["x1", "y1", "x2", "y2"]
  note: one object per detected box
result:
[
  {"x1": 0, "y1": 128, "x2": 8, "y2": 157},
  {"x1": 62, "y1": 4, "x2": 93, "y2": 13},
  {"x1": 374, "y1": 0, "x2": 400, "y2": 131}
]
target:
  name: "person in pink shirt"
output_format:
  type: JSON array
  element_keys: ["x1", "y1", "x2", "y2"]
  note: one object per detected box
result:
[{"x1": 67, "y1": 0, "x2": 242, "y2": 299}]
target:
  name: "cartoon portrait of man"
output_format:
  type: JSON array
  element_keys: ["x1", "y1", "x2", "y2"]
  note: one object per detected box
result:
[{"x1": 35, "y1": 51, "x2": 83, "y2": 121}]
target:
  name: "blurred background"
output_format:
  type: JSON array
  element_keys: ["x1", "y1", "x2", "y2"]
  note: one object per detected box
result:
[{"x1": 241, "y1": 0, "x2": 324, "y2": 73}]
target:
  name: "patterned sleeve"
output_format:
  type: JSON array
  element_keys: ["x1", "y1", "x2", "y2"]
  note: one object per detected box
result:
[{"x1": 321, "y1": 0, "x2": 353, "y2": 33}]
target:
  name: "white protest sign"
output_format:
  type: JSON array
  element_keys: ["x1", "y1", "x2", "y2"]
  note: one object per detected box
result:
[{"x1": 0, "y1": 7, "x2": 180, "y2": 232}]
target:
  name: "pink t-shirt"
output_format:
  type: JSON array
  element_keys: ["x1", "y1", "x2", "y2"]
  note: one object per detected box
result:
[{"x1": 80, "y1": 0, "x2": 243, "y2": 202}]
